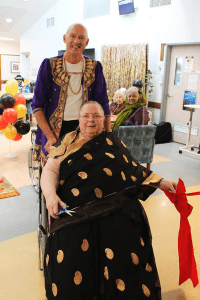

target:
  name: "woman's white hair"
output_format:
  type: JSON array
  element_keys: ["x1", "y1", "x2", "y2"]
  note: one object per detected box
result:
[
  {"x1": 66, "y1": 23, "x2": 88, "y2": 39},
  {"x1": 127, "y1": 86, "x2": 139, "y2": 96},
  {"x1": 113, "y1": 89, "x2": 127, "y2": 103}
]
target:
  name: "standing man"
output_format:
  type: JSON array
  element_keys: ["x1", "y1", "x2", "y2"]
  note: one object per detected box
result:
[{"x1": 32, "y1": 23, "x2": 111, "y2": 166}]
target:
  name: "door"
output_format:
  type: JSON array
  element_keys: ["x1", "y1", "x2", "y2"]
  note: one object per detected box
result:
[{"x1": 165, "y1": 45, "x2": 200, "y2": 147}]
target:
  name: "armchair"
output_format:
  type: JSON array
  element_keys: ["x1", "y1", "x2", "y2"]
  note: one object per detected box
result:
[{"x1": 117, "y1": 125, "x2": 156, "y2": 170}]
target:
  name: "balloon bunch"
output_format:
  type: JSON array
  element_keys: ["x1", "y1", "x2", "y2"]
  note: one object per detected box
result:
[{"x1": 0, "y1": 79, "x2": 30, "y2": 141}]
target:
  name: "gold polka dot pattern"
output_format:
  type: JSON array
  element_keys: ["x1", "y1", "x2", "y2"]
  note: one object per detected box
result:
[
  {"x1": 121, "y1": 141, "x2": 127, "y2": 148},
  {"x1": 132, "y1": 161, "x2": 137, "y2": 167},
  {"x1": 140, "y1": 237, "x2": 145, "y2": 246},
  {"x1": 74, "y1": 271, "x2": 82, "y2": 285},
  {"x1": 95, "y1": 188, "x2": 103, "y2": 198},
  {"x1": 52, "y1": 283, "x2": 57, "y2": 297},
  {"x1": 105, "y1": 248, "x2": 114, "y2": 259},
  {"x1": 121, "y1": 171, "x2": 126, "y2": 181},
  {"x1": 105, "y1": 152, "x2": 115, "y2": 159},
  {"x1": 131, "y1": 253, "x2": 139, "y2": 265},
  {"x1": 46, "y1": 254, "x2": 49, "y2": 266},
  {"x1": 68, "y1": 159, "x2": 72, "y2": 164},
  {"x1": 81, "y1": 239, "x2": 89, "y2": 251},
  {"x1": 57, "y1": 250, "x2": 64, "y2": 263},
  {"x1": 104, "y1": 266, "x2": 109, "y2": 280},
  {"x1": 142, "y1": 284, "x2": 150, "y2": 297},
  {"x1": 131, "y1": 175, "x2": 137, "y2": 182},
  {"x1": 106, "y1": 138, "x2": 113, "y2": 145},
  {"x1": 71, "y1": 188, "x2": 79, "y2": 196},
  {"x1": 103, "y1": 168, "x2": 112, "y2": 176},
  {"x1": 78, "y1": 171, "x2": 88, "y2": 179},
  {"x1": 84, "y1": 153, "x2": 93, "y2": 160},
  {"x1": 123, "y1": 154, "x2": 129, "y2": 163},
  {"x1": 60, "y1": 180, "x2": 65, "y2": 185},
  {"x1": 116, "y1": 279, "x2": 125, "y2": 291},
  {"x1": 143, "y1": 171, "x2": 147, "y2": 178},
  {"x1": 145, "y1": 263, "x2": 152, "y2": 272}
]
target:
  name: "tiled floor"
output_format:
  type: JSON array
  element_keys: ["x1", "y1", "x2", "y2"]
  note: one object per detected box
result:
[{"x1": 0, "y1": 119, "x2": 200, "y2": 300}]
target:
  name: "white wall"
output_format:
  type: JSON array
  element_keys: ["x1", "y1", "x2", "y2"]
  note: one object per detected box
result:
[
  {"x1": 0, "y1": 40, "x2": 20, "y2": 55},
  {"x1": 20, "y1": 0, "x2": 200, "y2": 123}
]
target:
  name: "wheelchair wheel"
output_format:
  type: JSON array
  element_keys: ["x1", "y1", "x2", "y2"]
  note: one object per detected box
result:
[
  {"x1": 38, "y1": 193, "x2": 48, "y2": 271},
  {"x1": 28, "y1": 146, "x2": 40, "y2": 193}
]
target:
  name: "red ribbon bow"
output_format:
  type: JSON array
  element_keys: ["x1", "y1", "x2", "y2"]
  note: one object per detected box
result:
[{"x1": 163, "y1": 178, "x2": 199, "y2": 287}]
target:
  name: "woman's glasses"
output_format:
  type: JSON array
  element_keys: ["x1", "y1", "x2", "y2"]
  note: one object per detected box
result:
[{"x1": 79, "y1": 114, "x2": 104, "y2": 120}]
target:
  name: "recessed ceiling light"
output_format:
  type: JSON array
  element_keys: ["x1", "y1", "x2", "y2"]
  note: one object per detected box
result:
[
  {"x1": 0, "y1": 37, "x2": 14, "y2": 41},
  {"x1": 24, "y1": 0, "x2": 29, "y2": 1},
  {"x1": 6, "y1": 18, "x2": 12, "y2": 23}
]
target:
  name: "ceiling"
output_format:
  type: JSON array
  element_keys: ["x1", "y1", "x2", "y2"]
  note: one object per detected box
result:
[{"x1": 0, "y1": 0, "x2": 59, "y2": 41}]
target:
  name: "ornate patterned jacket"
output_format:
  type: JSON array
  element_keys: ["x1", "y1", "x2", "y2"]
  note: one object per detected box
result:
[{"x1": 32, "y1": 55, "x2": 110, "y2": 166}]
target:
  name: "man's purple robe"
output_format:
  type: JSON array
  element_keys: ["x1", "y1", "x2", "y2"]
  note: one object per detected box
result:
[{"x1": 32, "y1": 55, "x2": 110, "y2": 166}]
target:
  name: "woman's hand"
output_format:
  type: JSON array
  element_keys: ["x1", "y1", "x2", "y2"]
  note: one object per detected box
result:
[
  {"x1": 158, "y1": 179, "x2": 177, "y2": 193},
  {"x1": 150, "y1": 179, "x2": 177, "y2": 193},
  {"x1": 45, "y1": 193, "x2": 67, "y2": 219}
]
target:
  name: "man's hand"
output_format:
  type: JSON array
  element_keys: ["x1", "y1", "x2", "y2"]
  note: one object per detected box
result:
[{"x1": 44, "y1": 136, "x2": 57, "y2": 153}]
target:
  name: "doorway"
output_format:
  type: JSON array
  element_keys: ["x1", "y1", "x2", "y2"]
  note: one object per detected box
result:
[
  {"x1": 161, "y1": 43, "x2": 200, "y2": 147},
  {"x1": 0, "y1": 54, "x2": 20, "y2": 92}
]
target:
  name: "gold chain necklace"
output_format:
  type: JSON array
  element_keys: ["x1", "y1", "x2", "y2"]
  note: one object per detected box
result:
[
  {"x1": 69, "y1": 80, "x2": 82, "y2": 95},
  {"x1": 64, "y1": 56, "x2": 84, "y2": 95}
]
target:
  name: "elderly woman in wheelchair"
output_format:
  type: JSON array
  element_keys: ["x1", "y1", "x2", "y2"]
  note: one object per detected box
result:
[{"x1": 41, "y1": 101, "x2": 176, "y2": 300}]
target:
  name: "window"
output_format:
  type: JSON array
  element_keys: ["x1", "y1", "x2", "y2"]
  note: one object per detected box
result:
[
  {"x1": 150, "y1": 0, "x2": 171, "y2": 7},
  {"x1": 47, "y1": 17, "x2": 54, "y2": 27},
  {"x1": 174, "y1": 57, "x2": 183, "y2": 86}
]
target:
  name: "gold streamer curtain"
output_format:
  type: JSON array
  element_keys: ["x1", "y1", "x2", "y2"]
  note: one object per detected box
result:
[{"x1": 101, "y1": 43, "x2": 147, "y2": 98}]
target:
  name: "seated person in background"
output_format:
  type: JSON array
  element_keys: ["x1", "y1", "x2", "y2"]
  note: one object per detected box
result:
[
  {"x1": 112, "y1": 86, "x2": 149, "y2": 135},
  {"x1": 132, "y1": 79, "x2": 146, "y2": 103},
  {"x1": 15, "y1": 75, "x2": 31, "y2": 93},
  {"x1": 110, "y1": 88, "x2": 126, "y2": 115},
  {"x1": 15, "y1": 75, "x2": 33, "y2": 121},
  {"x1": 41, "y1": 101, "x2": 177, "y2": 300}
]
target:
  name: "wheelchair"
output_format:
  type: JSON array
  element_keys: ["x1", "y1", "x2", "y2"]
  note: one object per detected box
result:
[
  {"x1": 28, "y1": 129, "x2": 49, "y2": 271},
  {"x1": 28, "y1": 129, "x2": 40, "y2": 193}
]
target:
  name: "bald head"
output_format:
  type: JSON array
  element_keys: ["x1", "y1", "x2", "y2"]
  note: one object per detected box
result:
[{"x1": 66, "y1": 23, "x2": 88, "y2": 39}]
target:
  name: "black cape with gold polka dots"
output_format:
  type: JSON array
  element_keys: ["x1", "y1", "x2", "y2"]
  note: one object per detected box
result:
[{"x1": 44, "y1": 131, "x2": 162, "y2": 300}]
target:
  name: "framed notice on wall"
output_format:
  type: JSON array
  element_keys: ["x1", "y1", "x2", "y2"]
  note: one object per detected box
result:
[{"x1": 11, "y1": 62, "x2": 20, "y2": 73}]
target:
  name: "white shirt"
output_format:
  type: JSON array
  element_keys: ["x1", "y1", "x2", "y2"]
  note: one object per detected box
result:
[{"x1": 63, "y1": 60, "x2": 83, "y2": 121}]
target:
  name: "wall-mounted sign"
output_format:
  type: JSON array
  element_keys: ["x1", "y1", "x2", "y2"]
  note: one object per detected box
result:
[
  {"x1": 185, "y1": 57, "x2": 193, "y2": 70},
  {"x1": 187, "y1": 74, "x2": 198, "y2": 90}
]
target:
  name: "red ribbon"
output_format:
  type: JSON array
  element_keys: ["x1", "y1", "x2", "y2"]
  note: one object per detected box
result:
[{"x1": 162, "y1": 178, "x2": 199, "y2": 287}]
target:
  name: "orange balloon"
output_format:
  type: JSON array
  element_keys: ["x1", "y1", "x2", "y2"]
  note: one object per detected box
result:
[
  {"x1": 4, "y1": 125, "x2": 17, "y2": 139},
  {"x1": 14, "y1": 94, "x2": 26, "y2": 107},
  {"x1": 12, "y1": 133, "x2": 22, "y2": 141},
  {"x1": 5, "y1": 79, "x2": 19, "y2": 96},
  {"x1": 15, "y1": 104, "x2": 27, "y2": 118}
]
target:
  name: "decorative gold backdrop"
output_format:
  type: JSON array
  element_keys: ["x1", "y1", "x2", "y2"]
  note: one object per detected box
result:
[{"x1": 101, "y1": 44, "x2": 147, "y2": 99}]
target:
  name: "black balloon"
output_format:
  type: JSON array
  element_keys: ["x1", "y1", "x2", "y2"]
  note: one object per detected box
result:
[
  {"x1": 0, "y1": 105, "x2": 4, "y2": 115},
  {"x1": 0, "y1": 93, "x2": 15, "y2": 108},
  {"x1": 14, "y1": 119, "x2": 30, "y2": 135}
]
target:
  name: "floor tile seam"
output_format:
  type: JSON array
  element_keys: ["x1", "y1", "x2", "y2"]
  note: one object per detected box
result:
[{"x1": 0, "y1": 230, "x2": 38, "y2": 244}]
